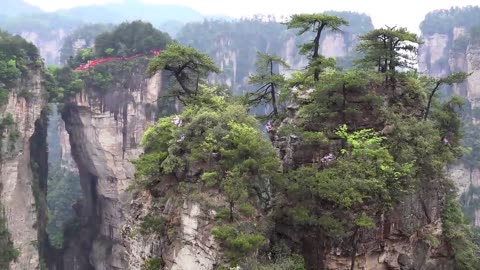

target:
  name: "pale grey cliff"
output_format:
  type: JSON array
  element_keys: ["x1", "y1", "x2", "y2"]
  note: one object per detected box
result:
[{"x1": 0, "y1": 68, "x2": 48, "y2": 269}]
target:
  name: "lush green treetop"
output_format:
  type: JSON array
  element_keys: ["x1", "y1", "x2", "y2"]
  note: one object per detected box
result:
[
  {"x1": 0, "y1": 30, "x2": 40, "y2": 91},
  {"x1": 147, "y1": 43, "x2": 219, "y2": 98},
  {"x1": 94, "y1": 20, "x2": 171, "y2": 57}
]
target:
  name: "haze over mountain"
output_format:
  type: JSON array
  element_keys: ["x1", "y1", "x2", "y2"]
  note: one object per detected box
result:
[
  {"x1": 1, "y1": 1, "x2": 480, "y2": 270},
  {"x1": 23, "y1": 0, "x2": 480, "y2": 33},
  {"x1": 1, "y1": 0, "x2": 42, "y2": 16}
]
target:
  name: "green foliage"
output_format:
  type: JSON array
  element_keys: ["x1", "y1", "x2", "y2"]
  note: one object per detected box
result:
[
  {"x1": 177, "y1": 15, "x2": 373, "y2": 93},
  {"x1": 138, "y1": 215, "x2": 167, "y2": 235},
  {"x1": 442, "y1": 196, "x2": 480, "y2": 269},
  {"x1": 356, "y1": 27, "x2": 420, "y2": 73},
  {"x1": 424, "y1": 233, "x2": 441, "y2": 249},
  {"x1": 134, "y1": 85, "x2": 280, "y2": 264},
  {"x1": 282, "y1": 125, "x2": 412, "y2": 238},
  {"x1": 0, "y1": 207, "x2": 19, "y2": 268},
  {"x1": 142, "y1": 257, "x2": 164, "y2": 270},
  {"x1": 286, "y1": 13, "x2": 349, "y2": 38},
  {"x1": 298, "y1": 69, "x2": 382, "y2": 126},
  {"x1": 212, "y1": 225, "x2": 266, "y2": 261},
  {"x1": 0, "y1": 30, "x2": 41, "y2": 97},
  {"x1": 201, "y1": 171, "x2": 219, "y2": 187},
  {"x1": 0, "y1": 88, "x2": 8, "y2": 106},
  {"x1": 47, "y1": 66, "x2": 84, "y2": 101},
  {"x1": 247, "y1": 51, "x2": 289, "y2": 118},
  {"x1": 285, "y1": 13, "x2": 348, "y2": 81},
  {"x1": 95, "y1": 21, "x2": 171, "y2": 57},
  {"x1": 147, "y1": 43, "x2": 219, "y2": 98}
]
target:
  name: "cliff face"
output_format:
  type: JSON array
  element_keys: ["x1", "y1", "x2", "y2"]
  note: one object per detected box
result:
[
  {"x1": 274, "y1": 122, "x2": 452, "y2": 270},
  {"x1": 57, "y1": 62, "x2": 161, "y2": 269},
  {"x1": 0, "y1": 68, "x2": 48, "y2": 269},
  {"x1": 419, "y1": 24, "x2": 480, "y2": 228},
  {"x1": 56, "y1": 60, "x2": 226, "y2": 269},
  {"x1": 419, "y1": 26, "x2": 480, "y2": 101}
]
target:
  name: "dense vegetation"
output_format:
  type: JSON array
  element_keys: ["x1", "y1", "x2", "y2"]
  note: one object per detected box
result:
[
  {"x1": 47, "y1": 21, "x2": 172, "y2": 104},
  {"x1": 1, "y1": 5, "x2": 475, "y2": 269},
  {"x1": 94, "y1": 21, "x2": 171, "y2": 57},
  {"x1": 0, "y1": 0, "x2": 203, "y2": 41},
  {"x1": 420, "y1": 6, "x2": 480, "y2": 35},
  {"x1": 0, "y1": 205, "x2": 19, "y2": 269},
  {"x1": 0, "y1": 30, "x2": 40, "y2": 90},
  {"x1": 133, "y1": 11, "x2": 480, "y2": 269}
]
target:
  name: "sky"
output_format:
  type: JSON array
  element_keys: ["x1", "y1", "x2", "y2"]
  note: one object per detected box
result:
[{"x1": 25, "y1": 0, "x2": 480, "y2": 33}]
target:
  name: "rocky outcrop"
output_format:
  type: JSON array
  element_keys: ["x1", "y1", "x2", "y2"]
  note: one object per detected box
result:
[
  {"x1": 419, "y1": 24, "x2": 480, "y2": 229},
  {"x1": 122, "y1": 193, "x2": 220, "y2": 270},
  {"x1": 275, "y1": 131, "x2": 453, "y2": 269},
  {"x1": 56, "y1": 61, "x2": 213, "y2": 269},
  {"x1": 0, "y1": 68, "x2": 48, "y2": 269},
  {"x1": 419, "y1": 27, "x2": 480, "y2": 104}
]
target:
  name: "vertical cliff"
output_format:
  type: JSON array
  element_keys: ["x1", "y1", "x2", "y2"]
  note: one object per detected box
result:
[
  {"x1": 419, "y1": 7, "x2": 480, "y2": 230},
  {"x1": 0, "y1": 68, "x2": 48, "y2": 269},
  {"x1": 57, "y1": 60, "x2": 164, "y2": 269}
]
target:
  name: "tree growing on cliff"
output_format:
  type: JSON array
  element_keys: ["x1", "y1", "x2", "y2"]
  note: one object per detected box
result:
[
  {"x1": 147, "y1": 43, "x2": 220, "y2": 102},
  {"x1": 424, "y1": 71, "x2": 469, "y2": 121},
  {"x1": 356, "y1": 27, "x2": 420, "y2": 93},
  {"x1": 247, "y1": 52, "x2": 289, "y2": 118},
  {"x1": 0, "y1": 207, "x2": 19, "y2": 268},
  {"x1": 285, "y1": 14, "x2": 348, "y2": 81},
  {"x1": 282, "y1": 125, "x2": 412, "y2": 270}
]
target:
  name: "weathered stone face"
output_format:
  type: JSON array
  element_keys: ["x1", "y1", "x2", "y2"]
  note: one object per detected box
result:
[
  {"x1": 420, "y1": 26, "x2": 480, "y2": 231},
  {"x1": 58, "y1": 65, "x2": 162, "y2": 269},
  {"x1": 0, "y1": 69, "x2": 47, "y2": 270}
]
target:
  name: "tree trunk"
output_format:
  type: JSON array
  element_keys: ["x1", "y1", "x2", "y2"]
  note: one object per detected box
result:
[
  {"x1": 341, "y1": 82, "x2": 347, "y2": 124},
  {"x1": 270, "y1": 60, "x2": 278, "y2": 117},
  {"x1": 313, "y1": 23, "x2": 325, "y2": 82},
  {"x1": 424, "y1": 82, "x2": 441, "y2": 121},
  {"x1": 350, "y1": 227, "x2": 359, "y2": 270},
  {"x1": 229, "y1": 201, "x2": 234, "y2": 222}
]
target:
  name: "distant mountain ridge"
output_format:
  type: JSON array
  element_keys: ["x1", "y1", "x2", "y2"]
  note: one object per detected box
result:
[
  {"x1": 57, "y1": 1, "x2": 205, "y2": 25},
  {"x1": 0, "y1": 0, "x2": 42, "y2": 16},
  {"x1": 4, "y1": 0, "x2": 207, "y2": 26},
  {"x1": 0, "y1": 0, "x2": 212, "y2": 64}
]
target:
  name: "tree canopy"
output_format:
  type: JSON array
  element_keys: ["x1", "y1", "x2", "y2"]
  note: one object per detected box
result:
[
  {"x1": 285, "y1": 13, "x2": 348, "y2": 81},
  {"x1": 94, "y1": 20, "x2": 171, "y2": 57},
  {"x1": 147, "y1": 43, "x2": 220, "y2": 99}
]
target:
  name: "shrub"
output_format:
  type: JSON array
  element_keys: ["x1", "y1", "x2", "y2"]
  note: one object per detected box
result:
[
  {"x1": 138, "y1": 215, "x2": 166, "y2": 235},
  {"x1": 142, "y1": 257, "x2": 163, "y2": 270}
]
